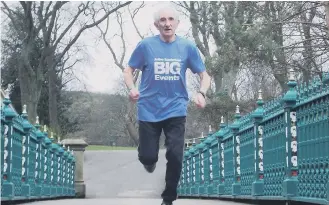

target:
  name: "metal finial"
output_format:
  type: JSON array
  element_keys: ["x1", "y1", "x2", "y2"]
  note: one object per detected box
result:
[
  {"x1": 209, "y1": 125, "x2": 212, "y2": 132},
  {"x1": 258, "y1": 89, "x2": 262, "y2": 100},
  {"x1": 221, "y1": 116, "x2": 224, "y2": 124},
  {"x1": 236, "y1": 105, "x2": 240, "y2": 114},
  {"x1": 62, "y1": 143, "x2": 65, "y2": 148},
  {"x1": 43, "y1": 125, "x2": 47, "y2": 132},
  {"x1": 22, "y1": 104, "x2": 27, "y2": 114},
  {"x1": 289, "y1": 68, "x2": 295, "y2": 81},
  {"x1": 58, "y1": 136, "x2": 61, "y2": 143},
  {"x1": 68, "y1": 146, "x2": 70, "y2": 151},
  {"x1": 193, "y1": 138, "x2": 196, "y2": 143},
  {"x1": 201, "y1": 132, "x2": 204, "y2": 138},
  {"x1": 36, "y1": 116, "x2": 39, "y2": 124},
  {"x1": 51, "y1": 132, "x2": 54, "y2": 139}
]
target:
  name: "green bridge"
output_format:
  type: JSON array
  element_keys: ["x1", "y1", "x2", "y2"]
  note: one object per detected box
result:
[
  {"x1": 1, "y1": 69, "x2": 328, "y2": 205},
  {"x1": 178, "y1": 70, "x2": 329, "y2": 205}
]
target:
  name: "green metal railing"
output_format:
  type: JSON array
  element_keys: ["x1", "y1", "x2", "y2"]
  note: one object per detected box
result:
[
  {"x1": 178, "y1": 70, "x2": 329, "y2": 205},
  {"x1": 1, "y1": 94, "x2": 76, "y2": 201}
]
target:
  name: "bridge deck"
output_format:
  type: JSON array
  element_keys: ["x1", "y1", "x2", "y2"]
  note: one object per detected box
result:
[
  {"x1": 21, "y1": 150, "x2": 251, "y2": 205},
  {"x1": 23, "y1": 198, "x2": 247, "y2": 205}
]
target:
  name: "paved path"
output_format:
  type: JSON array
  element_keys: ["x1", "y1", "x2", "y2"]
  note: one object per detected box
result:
[
  {"x1": 24, "y1": 149, "x2": 251, "y2": 205},
  {"x1": 24, "y1": 198, "x2": 250, "y2": 205},
  {"x1": 84, "y1": 149, "x2": 166, "y2": 199}
]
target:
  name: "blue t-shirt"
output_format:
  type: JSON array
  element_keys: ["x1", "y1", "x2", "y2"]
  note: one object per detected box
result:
[{"x1": 128, "y1": 35, "x2": 205, "y2": 122}]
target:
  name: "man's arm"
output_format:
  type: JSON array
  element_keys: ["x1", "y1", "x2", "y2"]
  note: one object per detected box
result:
[
  {"x1": 123, "y1": 66, "x2": 135, "y2": 90},
  {"x1": 187, "y1": 42, "x2": 211, "y2": 96},
  {"x1": 124, "y1": 66, "x2": 139, "y2": 102},
  {"x1": 198, "y1": 71, "x2": 211, "y2": 97},
  {"x1": 124, "y1": 40, "x2": 144, "y2": 91}
]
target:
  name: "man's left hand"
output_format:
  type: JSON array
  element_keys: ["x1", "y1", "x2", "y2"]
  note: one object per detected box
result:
[{"x1": 194, "y1": 92, "x2": 206, "y2": 108}]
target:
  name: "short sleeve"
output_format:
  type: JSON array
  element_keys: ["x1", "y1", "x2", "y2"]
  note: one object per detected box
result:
[
  {"x1": 187, "y1": 43, "x2": 206, "y2": 74},
  {"x1": 128, "y1": 41, "x2": 145, "y2": 70}
]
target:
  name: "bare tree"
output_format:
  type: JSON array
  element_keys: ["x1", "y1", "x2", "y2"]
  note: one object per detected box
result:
[
  {"x1": 174, "y1": 1, "x2": 258, "y2": 99},
  {"x1": 259, "y1": 2, "x2": 328, "y2": 86},
  {"x1": 93, "y1": 2, "x2": 146, "y2": 145},
  {"x1": 175, "y1": 1, "x2": 328, "y2": 98},
  {"x1": 324, "y1": 2, "x2": 329, "y2": 30},
  {"x1": 1, "y1": 1, "x2": 132, "y2": 135}
]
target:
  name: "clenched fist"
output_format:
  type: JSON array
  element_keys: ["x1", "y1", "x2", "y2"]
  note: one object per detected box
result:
[
  {"x1": 129, "y1": 87, "x2": 139, "y2": 103},
  {"x1": 194, "y1": 92, "x2": 206, "y2": 108}
]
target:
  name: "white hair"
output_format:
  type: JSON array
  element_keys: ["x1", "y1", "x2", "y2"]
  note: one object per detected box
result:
[{"x1": 153, "y1": 7, "x2": 180, "y2": 22}]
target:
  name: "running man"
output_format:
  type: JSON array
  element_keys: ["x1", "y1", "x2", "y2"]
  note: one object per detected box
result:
[{"x1": 123, "y1": 6, "x2": 211, "y2": 205}]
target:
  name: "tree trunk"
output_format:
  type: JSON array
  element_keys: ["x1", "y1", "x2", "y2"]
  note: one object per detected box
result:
[
  {"x1": 47, "y1": 48, "x2": 60, "y2": 135},
  {"x1": 324, "y1": 2, "x2": 329, "y2": 30},
  {"x1": 213, "y1": 68, "x2": 238, "y2": 99},
  {"x1": 300, "y1": 6, "x2": 316, "y2": 83},
  {"x1": 48, "y1": 62, "x2": 60, "y2": 135},
  {"x1": 126, "y1": 121, "x2": 138, "y2": 146},
  {"x1": 213, "y1": 73, "x2": 223, "y2": 94},
  {"x1": 268, "y1": 49, "x2": 288, "y2": 92},
  {"x1": 19, "y1": 40, "x2": 42, "y2": 124},
  {"x1": 272, "y1": 70, "x2": 288, "y2": 92},
  {"x1": 221, "y1": 69, "x2": 238, "y2": 98},
  {"x1": 18, "y1": 65, "x2": 40, "y2": 124},
  {"x1": 125, "y1": 101, "x2": 138, "y2": 146}
]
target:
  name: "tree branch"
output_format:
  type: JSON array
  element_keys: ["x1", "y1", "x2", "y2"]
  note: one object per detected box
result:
[
  {"x1": 58, "y1": 1, "x2": 132, "y2": 62},
  {"x1": 188, "y1": 1, "x2": 210, "y2": 57},
  {"x1": 128, "y1": 2, "x2": 145, "y2": 39},
  {"x1": 35, "y1": 2, "x2": 64, "y2": 34},
  {"x1": 44, "y1": 2, "x2": 64, "y2": 48},
  {"x1": 53, "y1": 2, "x2": 88, "y2": 49},
  {"x1": 1, "y1": 2, "x2": 20, "y2": 31},
  {"x1": 116, "y1": 11, "x2": 126, "y2": 66},
  {"x1": 45, "y1": 1, "x2": 53, "y2": 15},
  {"x1": 282, "y1": 3, "x2": 322, "y2": 22},
  {"x1": 323, "y1": 2, "x2": 329, "y2": 31},
  {"x1": 95, "y1": 12, "x2": 124, "y2": 70}
]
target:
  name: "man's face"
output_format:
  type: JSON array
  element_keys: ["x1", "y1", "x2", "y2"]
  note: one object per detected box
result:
[{"x1": 154, "y1": 9, "x2": 179, "y2": 39}]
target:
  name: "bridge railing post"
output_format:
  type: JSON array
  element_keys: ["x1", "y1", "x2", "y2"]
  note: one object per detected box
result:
[
  {"x1": 21, "y1": 105, "x2": 33, "y2": 198},
  {"x1": 189, "y1": 139, "x2": 197, "y2": 196},
  {"x1": 43, "y1": 126, "x2": 52, "y2": 197},
  {"x1": 1, "y1": 93, "x2": 17, "y2": 200},
  {"x1": 204, "y1": 126, "x2": 213, "y2": 196},
  {"x1": 282, "y1": 68, "x2": 298, "y2": 197},
  {"x1": 251, "y1": 90, "x2": 265, "y2": 196},
  {"x1": 61, "y1": 138, "x2": 88, "y2": 198},
  {"x1": 34, "y1": 118, "x2": 45, "y2": 197},
  {"x1": 230, "y1": 105, "x2": 241, "y2": 196},
  {"x1": 49, "y1": 133, "x2": 57, "y2": 196},
  {"x1": 197, "y1": 136, "x2": 206, "y2": 196},
  {"x1": 217, "y1": 116, "x2": 226, "y2": 195}
]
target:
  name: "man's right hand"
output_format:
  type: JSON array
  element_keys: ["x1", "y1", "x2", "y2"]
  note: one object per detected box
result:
[{"x1": 129, "y1": 87, "x2": 139, "y2": 102}]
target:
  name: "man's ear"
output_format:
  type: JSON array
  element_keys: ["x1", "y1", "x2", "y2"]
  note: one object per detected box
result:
[{"x1": 154, "y1": 22, "x2": 159, "y2": 29}]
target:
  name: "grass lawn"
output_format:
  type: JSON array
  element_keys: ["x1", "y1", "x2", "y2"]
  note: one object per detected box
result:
[{"x1": 86, "y1": 145, "x2": 137, "y2": 151}]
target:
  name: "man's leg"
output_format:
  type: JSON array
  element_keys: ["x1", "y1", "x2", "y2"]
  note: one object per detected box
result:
[
  {"x1": 161, "y1": 116, "x2": 186, "y2": 203},
  {"x1": 138, "y1": 120, "x2": 162, "y2": 172}
]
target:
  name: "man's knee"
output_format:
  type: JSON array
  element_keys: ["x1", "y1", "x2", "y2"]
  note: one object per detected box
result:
[
  {"x1": 165, "y1": 146, "x2": 184, "y2": 164},
  {"x1": 139, "y1": 156, "x2": 158, "y2": 165}
]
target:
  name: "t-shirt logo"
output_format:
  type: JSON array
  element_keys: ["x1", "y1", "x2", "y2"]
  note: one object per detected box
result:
[{"x1": 154, "y1": 58, "x2": 181, "y2": 80}]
